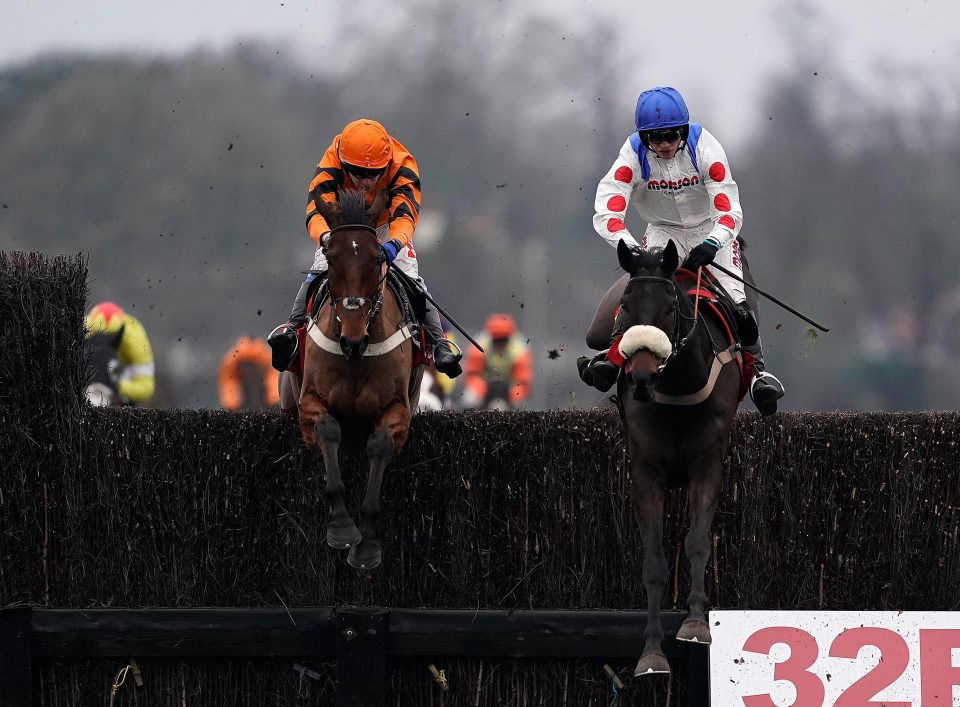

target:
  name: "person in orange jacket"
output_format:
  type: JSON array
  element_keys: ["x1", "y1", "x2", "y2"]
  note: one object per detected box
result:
[
  {"x1": 218, "y1": 336, "x2": 280, "y2": 410},
  {"x1": 462, "y1": 314, "x2": 533, "y2": 409},
  {"x1": 266, "y1": 118, "x2": 462, "y2": 377}
]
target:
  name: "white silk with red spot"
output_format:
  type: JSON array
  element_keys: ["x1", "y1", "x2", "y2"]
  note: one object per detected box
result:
[{"x1": 593, "y1": 126, "x2": 742, "y2": 251}]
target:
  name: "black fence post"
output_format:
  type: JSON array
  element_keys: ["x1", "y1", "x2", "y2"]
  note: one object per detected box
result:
[
  {"x1": 686, "y1": 646, "x2": 710, "y2": 706},
  {"x1": 0, "y1": 607, "x2": 32, "y2": 707},
  {"x1": 335, "y1": 607, "x2": 388, "y2": 707}
]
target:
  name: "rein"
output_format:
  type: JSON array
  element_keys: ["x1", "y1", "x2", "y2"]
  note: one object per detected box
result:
[
  {"x1": 625, "y1": 274, "x2": 700, "y2": 374},
  {"x1": 326, "y1": 223, "x2": 389, "y2": 327},
  {"x1": 625, "y1": 271, "x2": 738, "y2": 405}
]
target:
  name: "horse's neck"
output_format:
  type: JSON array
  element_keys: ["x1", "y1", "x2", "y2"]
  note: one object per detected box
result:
[{"x1": 658, "y1": 294, "x2": 716, "y2": 391}]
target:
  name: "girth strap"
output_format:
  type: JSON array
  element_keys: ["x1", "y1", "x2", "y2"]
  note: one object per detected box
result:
[{"x1": 653, "y1": 343, "x2": 739, "y2": 406}]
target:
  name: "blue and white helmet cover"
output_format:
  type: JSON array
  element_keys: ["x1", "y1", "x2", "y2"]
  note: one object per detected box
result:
[{"x1": 635, "y1": 87, "x2": 690, "y2": 131}]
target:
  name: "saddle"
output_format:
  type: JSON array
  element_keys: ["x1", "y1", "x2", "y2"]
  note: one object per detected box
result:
[
  {"x1": 674, "y1": 268, "x2": 756, "y2": 402},
  {"x1": 286, "y1": 270, "x2": 427, "y2": 375}
]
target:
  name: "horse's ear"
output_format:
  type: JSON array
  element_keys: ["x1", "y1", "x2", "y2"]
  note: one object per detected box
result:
[
  {"x1": 316, "y1": 195, "x2": 340, "y2": 227},
  {"x1": 111, "y1": 325, "x2": 125, "y2": 350},
  {"x1": 617, "y1": 239, "x2": 635, "y2": 274},
  {"x1": 662, "y1": 240, "x2": 679, "y2": 273}
]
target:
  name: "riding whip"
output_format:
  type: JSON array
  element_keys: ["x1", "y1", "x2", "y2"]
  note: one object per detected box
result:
[
  {"x1": 707, "y1": 263, "x2": 830, "y2": 332},
  {"x1": 388, "y1": 262, "x2": 485, "y2": 352}
]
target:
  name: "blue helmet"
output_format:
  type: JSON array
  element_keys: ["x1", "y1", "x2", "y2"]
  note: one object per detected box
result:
[{"x1": 634, "y1": 87, "x2": 690, "y2": 131}]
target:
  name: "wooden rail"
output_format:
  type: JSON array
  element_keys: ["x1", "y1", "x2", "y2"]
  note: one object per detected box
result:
[{"x1": 1, "y1": 607, "x2": 709, "y2": 706}]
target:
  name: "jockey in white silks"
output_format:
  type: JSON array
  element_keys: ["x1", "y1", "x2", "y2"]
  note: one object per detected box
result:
[{"x1": 579, "y1": 86, "x2": 784, "y2": 415}]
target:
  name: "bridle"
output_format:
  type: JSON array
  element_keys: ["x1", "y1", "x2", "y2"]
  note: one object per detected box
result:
[
  {"x1": 624, "y1": 274, "x2": 701, "y2": 374},
  {"x1": 325, "y1": 223, "x2": 388, "y2": 331}
]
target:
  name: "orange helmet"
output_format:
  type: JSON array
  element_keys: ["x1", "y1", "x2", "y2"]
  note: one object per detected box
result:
[
  {"x1": 485, "y1": 313, "x2": 516, "y2": 339},
  {"x1": 85, "y1": 301, "x2": 126, "y2": 337},
  {"x1": 337, "y1": 119, "x2": 393, "y2": 170}
]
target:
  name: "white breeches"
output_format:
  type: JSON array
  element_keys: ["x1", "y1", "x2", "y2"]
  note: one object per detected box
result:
[{"x1": 641, "y1": 223, "x2": 745, "y2": 302}]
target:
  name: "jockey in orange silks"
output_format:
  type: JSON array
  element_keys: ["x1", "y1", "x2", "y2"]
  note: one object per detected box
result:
[
  {"x1": 218, "y1": 336, "x2": 279, "y2": 410},
  {"x1": 462, "y1": 314, "x2": 533, "y2": 409},
  {"x1": 267, "y1": 119, "x2": 462, "y2": 378}
]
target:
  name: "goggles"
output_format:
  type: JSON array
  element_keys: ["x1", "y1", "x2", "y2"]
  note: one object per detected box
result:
[
  {"x1": 643, "y1": 128, "x2": 682, "y2": 144},
  {"x1": 343, "y1": 163, "x2": 385, "y2": 180}
]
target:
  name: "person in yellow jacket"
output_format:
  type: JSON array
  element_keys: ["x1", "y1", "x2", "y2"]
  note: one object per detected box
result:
[
  {"x1": 462, "y1": 314, "x2": 533, "y2": 409},
  {"x1": 218, "y1": 336, "x2": 280, "y2": 411},
  {"x1": 267, "y1": 118, "x2": 461, "y2": 377},
  {"x1": 84, "y1": 301, "x2": 155, "y2": 405}
]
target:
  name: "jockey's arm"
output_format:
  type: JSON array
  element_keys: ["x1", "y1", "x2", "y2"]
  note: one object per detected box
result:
[
  {"x1": 385, "y1": 153, "x2": 421, "y2": 249},
  {"x1": 463, "y1": 345, "x2": 488, "y2": 404},
  {"x1": 593, "y1": 139, "x2": 642, "y2": 250},
  {"x1": 509, "y1": 344, "x2": 533, "y2": 403},
  {"x1": 218, "y1": 354, "x2": 243, "y2": 410},
  {"x1": 697, "y1": 129, "x2": 743, "y2": 250},
  {"x1": 305, "y1": 144, "x2": 342, "y2": 245},
  {"x1": 115, "y1": 315, "x2": 155, "y2": 404}
]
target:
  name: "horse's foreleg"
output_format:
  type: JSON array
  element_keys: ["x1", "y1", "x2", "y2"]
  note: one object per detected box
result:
[
  {"x1": 348, "y1": 403, "x2": 409, "y2": 570},
  {"x1": 677, "y1": 468, "x2": 721, "y2": 645},
  {"x1": 633, "y1": 474, "x2": 671, "y2": 676},
  {"x1": 314, "y1": 413, "x2": 361, "y2": 550}
]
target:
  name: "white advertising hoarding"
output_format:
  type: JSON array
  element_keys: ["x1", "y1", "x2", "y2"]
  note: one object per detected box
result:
[{"x1": 710, "y1": 610, "x2": 960, "y2": 706}]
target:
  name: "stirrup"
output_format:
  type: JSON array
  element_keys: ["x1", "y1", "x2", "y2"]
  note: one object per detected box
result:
[
  {"x1": 750, "y1": 370, "x2": 784, "y2": 415},
  {"x1": 579, "y1": 353, "x2": 619, "y2": 393},
  {"x1": 432, "y1": 338, "x2": 463, "y2": 377},
  {"x1": 268, "y1": 322, "x2": 300, "y2": 371}
]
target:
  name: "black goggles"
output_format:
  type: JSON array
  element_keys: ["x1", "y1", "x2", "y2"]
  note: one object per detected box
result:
[
  {"x1": 643, "y1": 128, "x2": 682, "y2": 144},
  {"x1": 343, "y1": 163, "x2": 385, "y2": 180}
]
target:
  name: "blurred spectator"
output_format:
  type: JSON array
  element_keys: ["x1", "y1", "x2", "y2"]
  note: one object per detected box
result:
[
  {"x1": 853, "y1": 305, "x2": 927, "y2": 410},
  {"x1": 218, "y1": 336, "x2": 280, "y2": 410},
  {"x1": 462, "y1": 314, "x2": 532, "y2": 409},
  {"x1": 84, "y1": 301, "x2": 155, "y2": 406}
]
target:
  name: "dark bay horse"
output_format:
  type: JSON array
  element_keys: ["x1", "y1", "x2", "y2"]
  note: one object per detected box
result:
[
  {"x1": 85, "y1": 332, "x2": 122, "y2": 406},
  {"x1": 612, "y1": 239, "x2": 741, "y2": 677},
  {"x1": 297, "y1": 189, "x2": 422, "y2": 570}
]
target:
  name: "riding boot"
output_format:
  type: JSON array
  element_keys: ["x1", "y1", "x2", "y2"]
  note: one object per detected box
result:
[
  {"x1": 421, "y1": 296, "x2": 463, "y2": 378},
  {"x1": 742, "y1": 336, "x2": 785, "y2": 415},
  {"x1": 268, "y1": 275, "x2": 314, "y2": 372},
  {"x1": 576, "y1": 351, "x2": 620, "y2": 392},
  {"x1": 735, "y1": 297, "x2": 784, "y2": 415}
]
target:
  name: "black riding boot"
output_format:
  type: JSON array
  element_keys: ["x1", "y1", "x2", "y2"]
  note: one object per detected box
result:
[
  {"x1": 576, "y1": 351, "x2": 620, "y2": 392},
  {"x1": 421, "y1": 294, "x2": 462, "y2": 378},
  {"x1": 267, "y1": 275, "x2": 313, "y2": 372},
  {"x1": 740, "y1": 325, "x2": 785, "y2": 416}
]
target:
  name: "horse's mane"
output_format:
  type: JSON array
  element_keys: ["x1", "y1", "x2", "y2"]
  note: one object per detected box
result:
[{"x1": 329, "y1": 189, "x2": 373, "y2": 229}]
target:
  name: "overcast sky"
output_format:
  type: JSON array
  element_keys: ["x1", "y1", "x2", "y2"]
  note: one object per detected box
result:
[{"x1": 4, "y1": 0, "x2": 959, "y2": 145}]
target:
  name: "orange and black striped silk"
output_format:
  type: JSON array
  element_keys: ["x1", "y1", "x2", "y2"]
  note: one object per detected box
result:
[{"x1": 304, "y1": 133, "x2": 421, "y2": 248}]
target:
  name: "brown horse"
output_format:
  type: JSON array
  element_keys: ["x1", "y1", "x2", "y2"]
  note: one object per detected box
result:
[
  {"x1": 611, "y1": 239, "x2": 741, "y2": 677},
  {"x1": 297, "y1": 189, "x2": 422, "y2": 570}
]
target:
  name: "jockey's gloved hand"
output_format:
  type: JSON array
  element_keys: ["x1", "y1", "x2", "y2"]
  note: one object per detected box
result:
[
  {"x1": 381, "y1": 239, "x2": 403, "y2": 262},
  {"x1": 684, "y1": 238, "x2": 721, "y2": 270}
]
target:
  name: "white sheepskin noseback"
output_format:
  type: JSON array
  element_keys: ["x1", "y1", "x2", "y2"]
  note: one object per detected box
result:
[{"x1": 617, "y1": 325, "x2": 672, "y2": 360}]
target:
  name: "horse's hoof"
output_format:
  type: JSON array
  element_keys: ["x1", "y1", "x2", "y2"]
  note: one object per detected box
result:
[
  {"x1": 634, "y1": 649, "x2": 670, "y2": 676},
  {"x1": 347, "y1": 541, "x2": 382, "y2": 570},
  {"x1": 676, "y1": 618, "x2": 712, "y2": 645},
  {"x1": 326, "y1": 522, "x2": 361, "y2": 550}
]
